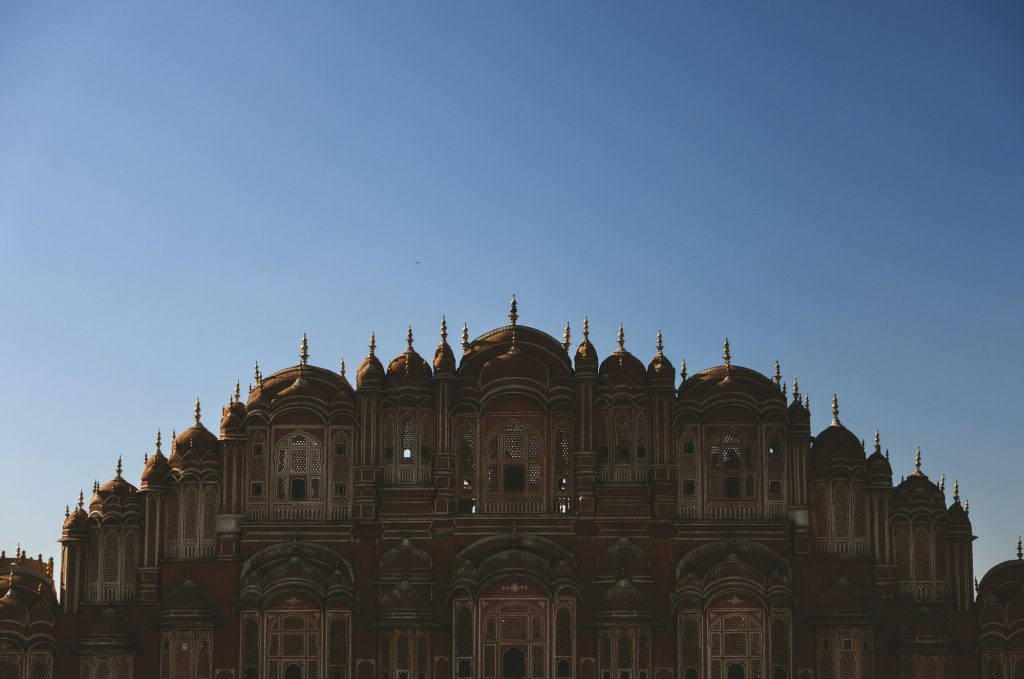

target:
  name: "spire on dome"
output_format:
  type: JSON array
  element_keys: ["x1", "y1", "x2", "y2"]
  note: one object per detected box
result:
[
  {"x1": 939, "y1": 474, "x2": 946, "y2": 492},
  {"x1": 874, "y1": 430, "x2": 881, "y2": 455},
  {"x1": 115, "y1": 456, "x2": 123, "y2": 479},
  {"x1": 508, "y1": 295, "x2": 520, "y2": 355},
  {"x1": 914, "y1": 447, "x2": 922, "y2": 475},
  {"x1": 300, "y1": 333, "x2": 309, "y2": 367},
  {"x1": 563, "y1": 322, "x2": 571, "y2": 351},
  {"x1": 782, "y1": 381, "x2": 788, "y2": 398},
  {"x1": 680, "y1": 358, "x2": 687, "y2": 382},
  {"x1": 804, "y1": 394, "x2": 810, "y2": 410},
  {"x1": 440, "y1": 316, "x2": 448, "y2": 344},
  {"x1": 369, "y1": 333, "x2": 377, "y2": 357},
  {"x1": 461, "y1": 323, "x2": 469, "y2": 353},
  {"x1": 965, "y1": 499, "x2": 970, "y2": 515},
  {"x1": 254, "y1": 361, "x2": 263, "y2": 388},
  {"x1": 339, "y1": 358, "x2": 346, "y2": 378},
  {"x1": 65, "y1": 505, "x2": 69, "y2": 519},
  {"x1": 656, "y1": 330, "x2": 664, "y2": 358},
  {"x1": 792, "y1": 378, "x2": 800, "y2": 403},
  {"x1": 156, "y1": 430, "x2": 162, "y2": 454},
  {"x1": 78, "y1": 490, "x2": 84, "y2": 511},
  {"x1": 953, "y1": 479, "x2": 960, "y2": 503},
  {"x1": 723, "y1": 338, "x2": 731, "y2": 369},
  {"x1": 405, "y1": 326, "x2": 413, "y2": 350},
  {"x1": 1018, "y1": 536, "x2": 1022, "y2": 560},
  {"x1": 617, "y1": 324, "x2": 625, "y2": 352},
  {"x1": 582, "y1": 317, "x2": 590, "y2": 342},
  {"x1": 194, "y1": 398, "x2": 202, "y2": 425},
  {"x1": 773, "y1": 361, "x2": 781, "y2": 385},
  {"x1": 831, "y1": 394, "x2": 840, "y2": 426}
]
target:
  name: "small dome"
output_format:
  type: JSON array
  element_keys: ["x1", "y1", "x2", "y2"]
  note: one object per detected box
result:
[
  {"x1": 63, "y1": 506, "x2": 88, "y2": 530},
  {"x1": 141, "y1": 450, "x2": 171, "y2": 488},
  {"x1": 894, "y1": 471, "x2": 946, "y2": 514},
  {"x1": 646, "y1": 337, "x2": 675, "y2": 384},
  {"x1": 79, "y1": 608, "x2": 137, "y2": 652},
  {"x1": 174, "y1": 422, "x2": 218, "y2": 456},
  {"x1": 357, "y1": 336, "x2": 385, "y2": 388},
  {"x1": 811, "y1": 423, "x2": 864, "y2": 463},
  {"x1": 947, "y1": 500, "x2": 971, "y2": 531},
  {"x1": 677, "y1": 365, "x2": 786, "y2": 404},
  {"x1": 866, "y1": 450, "x2": 893, "y2": 483},
  {"x1": 599, "y1": 349, "x2": 647, "y2": 384},
  {"x1": 434, "y1": 319, "x2": 456, "y2": 374},
  {"x1": 787, "y1": 397, "x2": 810, "y2": 428},
  {"x1": 574, "y1": 337, "x2": 598, "y2": 374},
  {"x1": 161, "y1": 576, "x2": 217, "y2": 626},
  {"x1": 220, "y1": 398, "x2": 246, "y2": 438},
  {"x1": 898, "y1": 606, "x2": 951, "y2": 645},
  {"x1": 387, "y1": 331, "x2": 433, "y2": 387}
]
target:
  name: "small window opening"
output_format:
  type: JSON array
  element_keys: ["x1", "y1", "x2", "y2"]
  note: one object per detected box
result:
[
  {"x1": 254, "y1": 444, "x2": 264, "y2": 456},
  {"x1": 636, "y1": 446, "x2": 646, "y2": 459},
  {"x1": 598, "y1": 445, "x2": 609, "y2": 460},
  {"x1": 769, "y1": 480, "x2": 782, "y2": 495},
  {"x1": 558, "y1": 477, "x2": 567, "y2": 491},
  {"x1": 503, "y1": 465, "x2": 525, "y2": 492},
  {"x1": 402, "y1": 448, "x2": 413, "y2": 460},
  {"x1": 290, "y1": 478, "x2": 307, "y2": 500},
  {"x1": 618, "y1": 447, "x2": 629, "y2": 460},
  {"x1": 683, "y1": 441, "x2": 695, "y2": 455},
  {"x1": 251, "y1": 482, "x2": 263, "y2": 498},
  {"x1": 385, "y1": 447, "x2": 394, "y2": 459},
  {"x1": 463, "y1": 478, "x2": 472, "y2": 490},
  {"x1": 335, "y1": 444, "x2": 347, "y2": 457},
  {"x1": 334, "y1": 483, "x2": 347, "y2": 497},
  {"x1": 725, "y1": 476, "x2": 741, "y2": 498},
  {"x1": 683, "y1": 480, "x2": 696, "y2": 496}
]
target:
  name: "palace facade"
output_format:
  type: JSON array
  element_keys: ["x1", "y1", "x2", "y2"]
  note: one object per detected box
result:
[{"x1": 2, "y1": 303, "x2": 1023, "y2": 679}]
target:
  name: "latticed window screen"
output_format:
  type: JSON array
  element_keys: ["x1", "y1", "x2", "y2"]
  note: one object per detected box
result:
[
  {"x1": 400, "y1": 417, "x2": 416, "y2": 456},
  {"x1": 459, "y1": 425, "x2": 476, "y2": 495},
  {"x1": 456, "y1": 604, "x2": 473, "y2": 656},
  {"x1": 122, "y1": 529, "x2": 138, "y2": 597},
  {"x1": 328, "y1": 613, "x2": 349, "y2": 674},
  {"x1": 242, "y1": 615, "x2": 259, "y2": 674},
  {"x1": 679, "y1": 614, "x2": 700, "y2": 671},
  {"x1": 331, "y1": 432, "x2": 352, "y2": 512},
  {"x1": 248, "y1": 434, "x2": 266, "y2": 503},
  {"x1": 894, "y1": 525, "x2": 911, "y2": 579},
  {"x1": 28, "y1": 656, "x2": 49, "y2": 679},
  {"x1": 183, "y1": 486, "x2": 200, "y2": 542},
  {"x1": 0, "y1": 658, "x2": 18, "y2": 679},
  {"x1": 101, "y1": 529, "x2": 120, "y2": 599},
  {"x1": 914, "y1": 527, "x2": 932, "y2": 582},
  {"x1": 555, "y1": 606, "x2": 573, "y2": 656}
]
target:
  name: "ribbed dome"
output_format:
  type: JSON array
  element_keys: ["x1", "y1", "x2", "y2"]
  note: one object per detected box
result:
[
  {"x1": 646, "y1": 333, "x2": 675, "y2": 384},
  {"x1": 141, "y1": 449, "x2": 171, "y2": 488},
  {"x1": 678, "y1": 365, "x2": 785, "y2": 404},
  {"x1": 812, "y1": 423, "x2": 864, "y2": 462},
  {"x1": 434, "y1": 321, "x2": 456, "y2": 373},
  {"x1": 357, "y1": 335, "x2": 385, "y2": 388},
  {"x1": 387, "y1": 330, "x2": 433, "y2": 387},
  {"x1": 599, "y1": 329, "x2": 647, "y2": 385}
]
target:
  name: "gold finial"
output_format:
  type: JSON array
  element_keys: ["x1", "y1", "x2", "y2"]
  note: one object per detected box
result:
[
  {"x1": 831, "y1": 394, "x2": 840, "y2": 426},
  {"x1": 975, "y1": 576, "x2": 980, "y2": 593},
  {"x1": 115, "y1": 456, "x2": 123, "y2": 479},
  {"x1": 369, "y1": 332, "x2": 377, "y2": 356},
  {"x1": 874, "y1": 430, "x2": 880, "y2": 455},
  {"x1": 508, "y1": 295, "x2": 520, "y2": 354},
  {"x1": 93, "y1": 479, "x2": 99, "y2": 493},
  {"x1": 144, "y1": 453, "x2": 148, "y2": 464},
  {"x1": 194, "y1": 398, "x2": 201, "y2": 424},
  {"x1": 792, "y1": 378, "x2": 800, "y2": 402},
  {"x1": 254, "y1": 361, "x2": 263, "y2": 388},
  {"x1": 1018, "y1": 536, "x2": 1022, "y2": 560},
  {"x1": 656, "y1": 330, "x2": 664, "y2": 358},
  {"x1": 914, "y1": 447, "x2": 922, "y2": 474},
  {"x1": 680, "y1": 358, "x2": 687, "y2": 382},
  {"x1": 300, "y1": 332, "x2": 309, "y2": 366},
  {"x1": 440, "y1": 316, "x2": 448, "y2": 343},
  {"x1": 406, "y1": 325, "x2": 414, "y2": 350},
  {"x1": 563, "y1": 322, "x2": 571, "y2": 351},
  {"x1": 461, "y1": 323, "x2": 469, "y2": 353},
  {"x1": 939, "y1": 474, "x2": 945, "y2": 492},
  {"x1": 234, "y1": 381, "x2": 241, "y2": 402},
  {"x1": 965, "y1": 499, "x2": 970, "y2": 515},
  {"x1": 77, "y1": 490, "x2": 84, "y2": 511},
  {"x1": 156, "y1": 430, "x2": 162, "y2": 453},
  {"x1": 723, "y1": 338, "x2": 731, "y2": 369},
  {"x1": 339, "y1": 358, "x2": 346, "y2": 378},
  {"x1": 248, "y1": 383, "x2": 252, "y2": 394},
  {"x1": 617, "y1": 323, "x2": 625, "y2": 351},
  {"x1": 65, "y1": 505, "x2": 70, "y2": 519},
  {"x1": 773, "y1": 361, "x2": 781, "y2": 385},
  {"x1": 782, "y1": 381, "x2": 787, "y2": 397},
  {"x1": 804, "y1": 394, "x2": 810, "y2": 410},
  {"x1": 582, "y1": 317, "x2": 590, "y2": 342},
  {"x1": 953, "y1": 479, "x2": 960, "y2": 503}
]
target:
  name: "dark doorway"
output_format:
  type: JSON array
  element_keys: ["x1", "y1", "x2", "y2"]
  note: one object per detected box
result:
[
  {"x1": 727, "y1": 664, "x2": 745, "y2": 679},
  {"x1": 285, "y1": 663, "x2": 303, "y2": 679},
  {"x1": 503, "y1": 465, "x2": 525, "y2": 492},
  {"x1": 502, "y1": 647, "x2": 527, "y2": 678}
]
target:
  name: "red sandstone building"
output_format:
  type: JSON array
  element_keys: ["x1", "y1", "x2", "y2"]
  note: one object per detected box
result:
[{"x1": 2, "y1": 301, "x2": 1022, "y2": 679}]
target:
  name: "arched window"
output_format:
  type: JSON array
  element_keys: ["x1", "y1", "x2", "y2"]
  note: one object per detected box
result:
[
  {"x1": 384, "y1": 413, "x2": 433, "y2": 485},
  {"x1": 400, "y1": 416, "x2": 416, "y2": 461},
  {"x1": 275, "y1": 431, "x2": 323, "y2": 502},
  {"x1": 454, "y1": 602, "x2": 473, "y2": 678},
  {"x1": 328, "y1": 613, "x2": 349, "y2": 679},
  {"x1": 331, "y1": 431, "x2": 352, "y2": 519},
  {"x1": 555, "y1": 424, "x2": 572, "y2": 512},
  {"x1": 555, "y1": 600, "x2": 575, "y2": 678},
  {"x1": 458, "y1": 424, "x2": 477, "y2": 514},
  {"x1": 482, "y1": 421, "x2": 543, "y2": 512},
  {"x1": 707, "y1": 430, "x2": 755, "y2": 504},
  {"x1": 122, "y1": 529, "x2": 138, "y2": 599},
  {"x1": 168, "y1": 481, "x2": 219, "y2": 559},
  {"x1": 913, "y1": 526, "x2": 932, "y2": 583},
  {"x1": 598, "y1": 626, "x2": 650, "y2": 679},
  {"x1": 247, "y1": 433, "x2": 266, "y2": 506}
]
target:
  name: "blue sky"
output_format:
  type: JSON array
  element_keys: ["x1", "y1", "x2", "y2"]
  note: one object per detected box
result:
[{"x1": 0, "y1": 3, "x2": 1022, "y2": 577}]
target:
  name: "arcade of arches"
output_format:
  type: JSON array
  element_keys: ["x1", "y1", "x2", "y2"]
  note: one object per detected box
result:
[{"x1": 3, "y1": 310, "x2": 1020, "y2": 678}]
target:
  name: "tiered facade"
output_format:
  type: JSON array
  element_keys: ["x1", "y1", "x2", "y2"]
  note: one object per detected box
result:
[{"x1": 2, "y1": 305, "x2": 1023, "y2": 679}]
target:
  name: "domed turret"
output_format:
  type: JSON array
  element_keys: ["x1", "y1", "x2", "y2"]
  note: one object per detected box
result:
[
  {"x1": 62, "y1": 491, "x2": 88, "y2": 533},
  {"x1": 865, "y1": 431, "x2": 893, "y2": 483},
  {"x1": 946, "y1": 480, "x2": 972, "y2": 532},
  {"x1": 95, "y1": 458, "x2": 139, "y2": 502},
  {"x1": 386, "y1": 327, "x2": 432, "y2": 387},
  {"x1": 356, "y1": 333, "x2": 385, "y2": 388},
  {"x1": 599, "y1": 324, "x2": 646, "y2": 384},
  {"x1": 574, "y1": 317, "x2": 598, "y2": 375},
  {"x1": 220, "y1": 381, "x2": 246, "y2": 438},
  {"x1": 141, "y1": 431, "x2": 171, "y2": 488},
  {"x1": 646, "y1": 330, "x2": 675, "y2": 385},
  {"x1": 811, "y1": 395, "x2": 864, "y2": 463},
  {"x1": 433, "y1": 317, "x2": 456, "y2": 374},
  {"x1": 893, "y1": 448, "x2": 946, "y2": 514},
  {"x1": 787, "y1": 378, "x2": 810, "y2": 431},
  {"x1": 172, "y1": 399, "x2": 218, "y2": 461}
]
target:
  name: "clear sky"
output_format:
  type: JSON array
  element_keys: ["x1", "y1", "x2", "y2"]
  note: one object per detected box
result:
[{"x1": 1, "y1": 3, "x2": 1022, "y2": 578}]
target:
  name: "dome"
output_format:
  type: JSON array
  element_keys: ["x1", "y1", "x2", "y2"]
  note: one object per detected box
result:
[
  {"x1": 599, "y1": 327, "x2": 647, "y2": 385},
  {"x1": 386, "y1": 329, "x2": 433, "y2": 387},
  {"x1": 161, "y1": 576, "x2": 217, "y2": 626},
  {"x1": 894, "y1": 460, "x2": 946, "y2": 514},
  {"x1": 677, "y1": 364, "x2": 786, "y2": 405},
  {"x1": 356, "y1": 335, "x2": 385, "y2": 389},
  {"x1": 646, "y1": 332, "x2": 675, "y2": 384},
  {"x1": 79, "y1": 608, "x2": 137, "y2": 652},
  {"x1": 219, "y1": 395, "x2": 246, "y2": 438},
  {"x1": 978, "y1": 555, "x2": 1024, "y2": 603},
  {"x1": 434, "y1": 320, "x2": 456, "y2": 374},
  {"x1": 947, "y1": 498, "x2": 971, "y2": 532},
  {"x1": 141, "y1": 450, "x2": 171, "y2": 488},
  {"x1": 173, "y1": 410, "x2": 218, "y2": 456},
  {"x1": 899, "y1": 606, "x2": 952, "y2": 646},
  {"x1": 574, "y1": 338, "x2": 598, "y2": 373},
  {"x1": 63, "y1": 505, "x2": 88, "y2": 531},
  {"x1": 597, "y1": 573, "x2": 652, "y2": 623}
]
